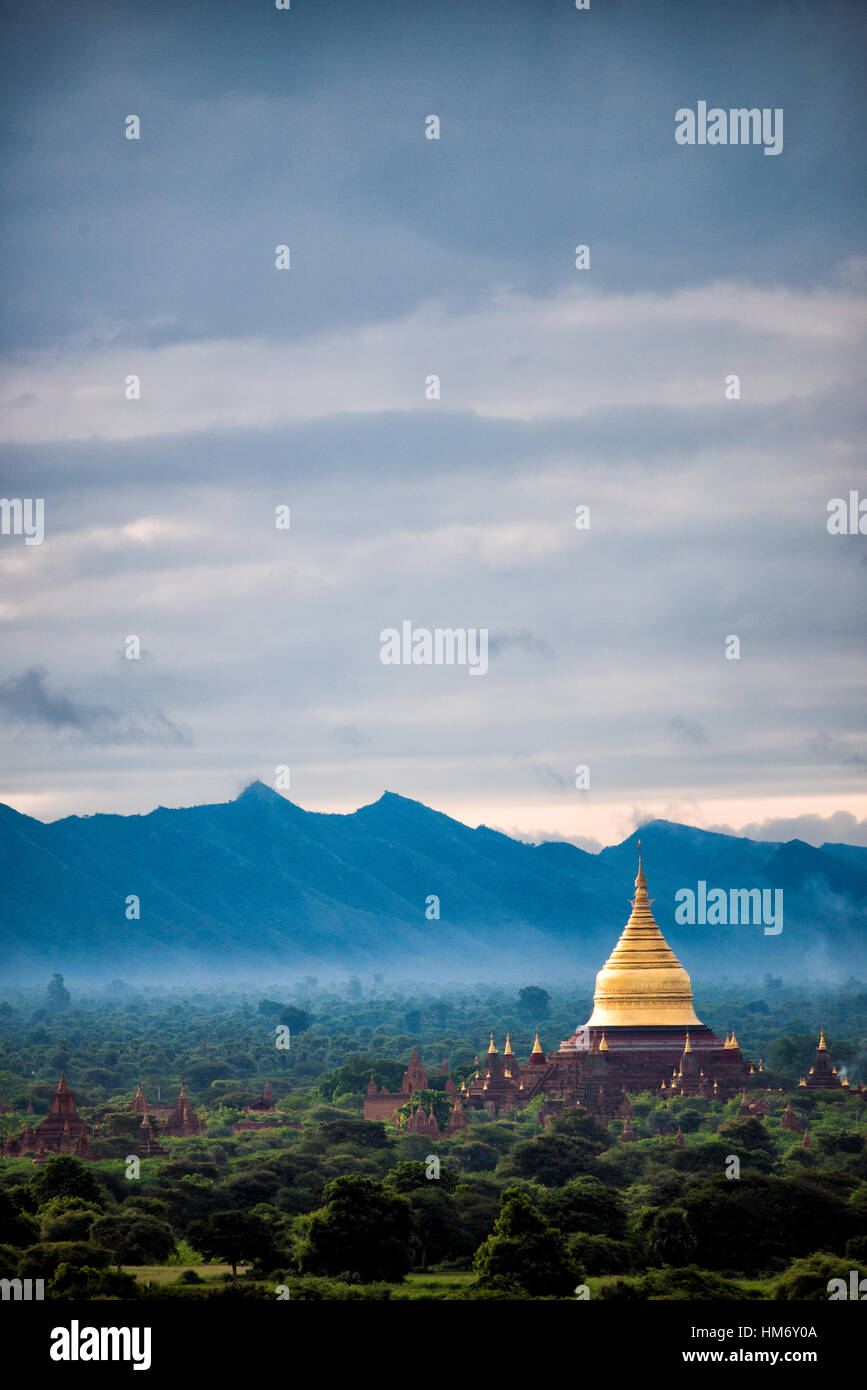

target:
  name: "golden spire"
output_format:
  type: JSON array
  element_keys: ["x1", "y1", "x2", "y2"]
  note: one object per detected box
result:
[
  {"x1": 723, "y1": 1031, "x2": 731, "y2": 1048},
  {"x1": 584, "y1": 851, "x2": 702, "y2": 1029},
  {"x1": 599, "y1": 1033, "x2": 609, "y2": 1052},
  {"x1": 504, "y1": 1033, "x2": 514, "y2": 1056},
  {"x1": 683, "y1": 1032, "x2": 692, "y2": 1053},
  {"x1": 818, "y1": 1029, "x2": 827, "y2": 1051},
  {"x1": 730, "y1": 1031, "x2": 739, "y2": 1050},
  {"x1": 531, "y1": 1032, "x2": 543, "y2": 1055},
  {"x1": 487, "y1": 1033, "x2": 497, "y2": 1055}
]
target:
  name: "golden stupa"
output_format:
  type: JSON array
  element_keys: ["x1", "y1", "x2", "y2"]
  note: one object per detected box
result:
[{"x1": 585, "y1": 846, "x2": 702, "y2": 1029}]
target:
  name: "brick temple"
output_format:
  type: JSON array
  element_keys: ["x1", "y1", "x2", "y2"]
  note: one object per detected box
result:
[
  {"x1": 3, "y1": 1073, "x2": 94, "y2": 1159},
  {"x1": 132, "y1": 1080, "x2": 206, "y2": 1137},
  {"x1": 366, "y1": 853, "x2": 765, "y2": 1128}
]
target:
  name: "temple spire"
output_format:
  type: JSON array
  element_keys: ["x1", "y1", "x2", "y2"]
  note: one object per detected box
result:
[
  {"x1": 585, "y1": 852, "x2": 702, "y2": 1029},
  {"x1": 635, "y1": 839, "x2": 646, "y2": 895}
]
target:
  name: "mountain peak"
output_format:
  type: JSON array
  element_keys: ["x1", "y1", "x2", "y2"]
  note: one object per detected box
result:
[{"x1": 235, "y1": 780, "x2": 292, "y2": 805}]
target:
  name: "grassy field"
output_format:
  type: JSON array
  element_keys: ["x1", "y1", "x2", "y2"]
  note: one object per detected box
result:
[
  {"x1": 123, "y1": 1266, "x2": 776, "y2": 1299},
  {"x1": 124, "y1": 1263, "x2": 249, "y2": 1285},
  {"x1": 396, "y1": 1272, "x2": 476, "y2": 1298}
]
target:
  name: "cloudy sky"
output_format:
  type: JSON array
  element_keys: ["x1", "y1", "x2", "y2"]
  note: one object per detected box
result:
[{"x1": 1, "y1": 0, "x2": 865, "y2": 849}]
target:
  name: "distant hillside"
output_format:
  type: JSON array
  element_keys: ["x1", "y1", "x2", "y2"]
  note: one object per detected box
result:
[{"x1": 1, "y1": 783, "x2": 865, "y2": 981}]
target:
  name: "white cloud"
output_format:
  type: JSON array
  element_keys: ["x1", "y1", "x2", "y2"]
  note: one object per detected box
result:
[{"x1": 2, "y1": 280, "x2": 864, "y2": 443}]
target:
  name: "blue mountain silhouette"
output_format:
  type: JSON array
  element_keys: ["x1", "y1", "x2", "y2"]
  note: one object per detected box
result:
[{"x1": 1, "y1": 784, "x2": 864, "y2": 980}]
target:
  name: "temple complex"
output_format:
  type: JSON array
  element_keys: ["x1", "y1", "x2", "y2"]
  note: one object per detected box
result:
[
  {"x1": 3, "y1": 1073, "x2": 94, "y2": 1159},
  {"x1": 799, "y1": 1030, "x2": 845, "y2": 1090},
  {"x1": 132, "y1": 1080, "x2": 206, "y2": 1137},
  {"x1": 366, "y1": 853, "x2": 756, "y2": 1129},
  {"x1": 364, "y1": 1045, "x2": 432, "y2": 1124},
  {"x1": 460, "y1": 851, "x2": 751, "y2": 1122}
]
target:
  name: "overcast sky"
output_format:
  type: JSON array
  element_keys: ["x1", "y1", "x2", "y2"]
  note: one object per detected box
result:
[{"x1": 1, "y1": 0, "x2": 865, "y2": 849}]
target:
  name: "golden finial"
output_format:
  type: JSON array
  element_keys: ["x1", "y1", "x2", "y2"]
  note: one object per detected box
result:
[
  {"x1": 683, "y1": 1031, "x2": 692, "y2": 1053},
  {"x1": 634, "y1": 839, "x2": 647, "y2": 893},
  {"x1": 487, "y1": 1033, "x2": 497, "y2": 1055},
  {"x1": 729, "y1": 1031, "x2": 739, "y2": 1050},
  {"x1": 599, "y1": 1033, "x2": 609, "y2": 1052},
  {"x1": 504, "y1": 1033, "x2": 514, "y2": 1056},
  {"x1": 531, "y1": 1032, "x2": 543, "y2": 1055},
  {"x1": 818, "y1": 1029, "x2": 827, "y2": 1051}
]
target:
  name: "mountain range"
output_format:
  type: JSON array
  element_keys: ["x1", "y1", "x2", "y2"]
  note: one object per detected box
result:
[{"x1": 1, "y1": 782, "x2": 865, "y2": 982}]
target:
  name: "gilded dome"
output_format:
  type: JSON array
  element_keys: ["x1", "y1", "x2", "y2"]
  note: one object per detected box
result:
[{"x1": 584, "y1": 850, "x2": 702, "y2": 1028}]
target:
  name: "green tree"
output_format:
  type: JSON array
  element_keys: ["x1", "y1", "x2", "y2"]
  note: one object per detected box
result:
[
  {"x1": 647, "y1": 1207, "x2": 697, "y2": 1267},
  {"x1": 186, "y1": 1210, "x2": 277, "y2": 1277},
  {"x1": 716, "y1": 1115, "x2": 775, "y2": 1154},
  {"x1": 473, "y1": 1188, "x2": 577, "y2": 1297},
  {"x1": 298, "y1": 1176, "x2": 414, "y2": 1282},
  {"x1": 541, "y1": 1177, "x2": 628, "y2": 1239},
  {"x1": 46, "y1": 974, "x2": 71, "y2": 1013},
  {"x1": 32, "y1": 1155, "x2": 103, "y2": 1207},
  {"x1": 90, "y1": 1213, "x2": 176, "y2": 1270},
  {"x1": 19, "y1": 1241, "x2": 109, "y2": 1279},
  {"x1": 0, "y1": 1191, "x2": 39, "y2": 1248},
  {"x1": 39, "y1": 1197, "x2": 102, "y2": 1243},
  {"x1": 385, "y1": 1160, "x2": 459, "y2": 1194},
  {"x1": 49, "y1": 1262, "x2": 139, "y2": 1299},
  {"x1": 773, "y1": 1253, "x2": 857, "y2": 1300},
  {"x1": 518, "y1": 986, "x2": 550, "y2": 1018}
]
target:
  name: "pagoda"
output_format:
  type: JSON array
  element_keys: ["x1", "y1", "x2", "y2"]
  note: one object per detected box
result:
[
  {"x1": 363, "y1": 854, "x2": 755, "y2": 1131},
  {"x1": 3, "y1": 1074, "x2": 95, "y2": 1158},
  {"x1": 130, "y1": 1080, "x2": 205, "y2": 1137},
  {"x1": 364, "y1": 1046, "x2": 432, "y2": 1124},
  {"x1": 800, "y1": 1031, "x2": 843, "y2": 1090},
  {"x1": 460, "y1": 850, "x2": 751, "y2": 1122}
]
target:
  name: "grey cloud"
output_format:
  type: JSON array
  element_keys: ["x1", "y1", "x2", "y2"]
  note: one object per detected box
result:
[
  {"x1": 0, "y1": 667, "x2": 192, "y2": 747},
  {"x1": 519, "y1": 760, "x2": 573, "y2": 792},
  {"x1": 497, "y1": 825, "x2": 603, "y2": 855},
  {"x1": 667, "y1": 716, "x2": 710, "y2": 746},
  {"x1": 806, "y1": 730, "x2": 867, "y2": 769},
  {"x1": 709, "y1": 810, "x2": 867, "y2": 849},
  {"x1": 488, "y1": 630, "x2": 555, "y2": 660},
  {"x1": 331, "y1": 724, "x2": 373, "y2": 747}
]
